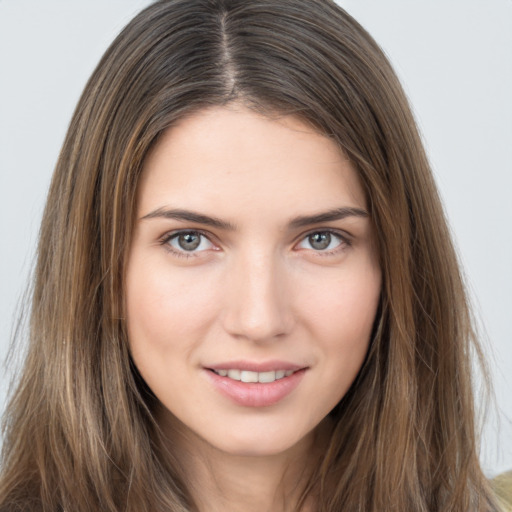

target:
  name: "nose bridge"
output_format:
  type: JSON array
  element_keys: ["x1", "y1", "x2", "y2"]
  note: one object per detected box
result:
[{"x1": 222, "y1": 246, "x2": 292, "y2": 342}]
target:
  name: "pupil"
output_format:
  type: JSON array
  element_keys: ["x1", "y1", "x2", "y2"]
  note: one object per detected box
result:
[
  {"x1": 178, "y1": 233, "x2": 200, "y2": 251},
  {"x1": 309, "y1": 232, "x2": 331, "y2": 250}
]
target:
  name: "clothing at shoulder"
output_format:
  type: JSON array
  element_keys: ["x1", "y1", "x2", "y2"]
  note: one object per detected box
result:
[{"x1": 493, "y1": 471, "x2": 512, "y2": 511}]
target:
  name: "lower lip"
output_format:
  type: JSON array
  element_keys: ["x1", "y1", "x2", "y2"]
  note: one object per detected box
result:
[{"x1": 204, "y1": 369, "x2": 306, "y2": 407}]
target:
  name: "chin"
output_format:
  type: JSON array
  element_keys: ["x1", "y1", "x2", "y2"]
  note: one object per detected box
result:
[{"x1": 201, "y1": 422, "x2": 317, "y2": 459}]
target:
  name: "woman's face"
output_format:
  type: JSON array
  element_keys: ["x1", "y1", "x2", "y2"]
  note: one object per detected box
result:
[{"x1": 126, "y1": 106, "x2": 381, "y2": 457}]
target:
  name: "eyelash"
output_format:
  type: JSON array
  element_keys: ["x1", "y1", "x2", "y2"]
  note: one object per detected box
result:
[
  {"x1": 297, "y1": 229, "x2": 352, "y2": 256},
  {"x1": 159, "y1": 230, "x2": 215, "y2": 259},
  {"x1": 159, "y1": 229, "x2": 352, "y2": 259}
]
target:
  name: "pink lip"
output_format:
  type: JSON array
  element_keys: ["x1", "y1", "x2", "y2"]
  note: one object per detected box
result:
[
  {"x1": 207, "y1": 360, "x2": 304, "y2": 372},
  {"x1": 203, "y1": 362, "x2": 307, "y2": 407}
]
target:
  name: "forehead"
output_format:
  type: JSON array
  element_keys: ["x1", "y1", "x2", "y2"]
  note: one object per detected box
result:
[{"x1": 138, "y1": 106, "x2": 366, "y2": 221}]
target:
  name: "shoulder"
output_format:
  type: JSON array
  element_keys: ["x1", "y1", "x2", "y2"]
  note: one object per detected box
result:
[{"x1": 493, "y1": 471, "x2": 512, "y2": 512}]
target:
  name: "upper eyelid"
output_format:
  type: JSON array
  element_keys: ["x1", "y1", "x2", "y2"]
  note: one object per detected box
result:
[
  {"x1": 160, "y1": 230, "x2": 216, "y2": 258},
  {"x1": 160, "y1": 228, "x2": 216, "y2": 244},
  {"x1": 293, "y1": 230, "x2": 353, "y2": 257},
  {"x1": 294, "y1": 227, "x2": 352, "y2": 244},
  {"x1": 158, "y1": 227, "x2": 352, "y2": 251}
]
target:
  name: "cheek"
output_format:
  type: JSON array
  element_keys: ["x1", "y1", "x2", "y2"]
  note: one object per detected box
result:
[
  {"x1": 333, "y1": 276, "x2": 380, "y2": 342},
  {"x1": 298, "y1": 261, "x2": 381, "y2": 396},
  {"x1": 302, "y1": 265, "x2": 381, "y2": 342},
  {"x1": 125, "y1": 260, "x2": 221, "y2": 356}
]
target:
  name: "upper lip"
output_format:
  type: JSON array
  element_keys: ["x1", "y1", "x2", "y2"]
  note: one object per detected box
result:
[{"x1": 205, "y1": 360, "x2": 307, "y2": 372}]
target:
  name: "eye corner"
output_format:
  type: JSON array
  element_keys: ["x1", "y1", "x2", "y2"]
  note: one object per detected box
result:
[
  {"x1": 294, "y1": 229, "x2": 351, "y2": 255},
  {"x1": 160, "y1": 229, "x2": 219, "y2": 259}
]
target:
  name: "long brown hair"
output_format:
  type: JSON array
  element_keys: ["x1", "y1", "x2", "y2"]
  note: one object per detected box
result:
[{"x1": 0, "y1": 1, "x2": 499, "y2": 510}]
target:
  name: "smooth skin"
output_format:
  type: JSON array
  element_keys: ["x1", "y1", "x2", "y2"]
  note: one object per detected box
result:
[{"x1": 126, "y1": 105, "x2": 381, "y2": 512}]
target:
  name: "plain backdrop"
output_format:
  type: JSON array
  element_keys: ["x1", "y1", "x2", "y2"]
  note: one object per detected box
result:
[{"x1": 1, "y1": 0, "x2": 511, "y2": 476}]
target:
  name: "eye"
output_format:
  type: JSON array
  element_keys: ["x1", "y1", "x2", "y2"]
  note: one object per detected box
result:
[
  {"x1": 296, "y1": 231, "x2": 347, "y2": 252},
  {"x1": 164, "y1": 231, "x2": 215, "y2": 254}
]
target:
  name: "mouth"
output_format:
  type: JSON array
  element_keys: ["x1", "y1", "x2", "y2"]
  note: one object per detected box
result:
[
  {"x1": 209, "y1": 368, "x2": 297, "y2": 383},
  {"x1": 204, "y1": 362, "x2": 308, "y2": 407}
]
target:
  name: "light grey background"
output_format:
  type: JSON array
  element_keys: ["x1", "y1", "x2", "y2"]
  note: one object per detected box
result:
[{"x1": 1, "y1": 0, "x2": 511, "y2": 476}]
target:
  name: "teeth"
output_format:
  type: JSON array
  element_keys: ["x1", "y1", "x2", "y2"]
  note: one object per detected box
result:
[
  {"x1": 227, "y1": 369, "x2": 241, "y2": 380},
  {"x1": 213, "y1": 368, "x2": 296, "y2": 383},
  {"x1": 240, "y1": 370, "x2": 259, "y2": 383},
  {"x1": 258, "y1": 371, "x2": 276, "y2": 383}
]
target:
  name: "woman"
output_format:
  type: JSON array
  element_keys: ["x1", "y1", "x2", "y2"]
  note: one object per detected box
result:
[{"x1": 0, "y1": 0, "x2": 502, "y2": 510}]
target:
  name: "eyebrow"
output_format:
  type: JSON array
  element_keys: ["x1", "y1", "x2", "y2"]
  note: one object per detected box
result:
[
  {"x1": 141, "y1": 208, "x2": 236, "y2": 230},
  {"x1": 141, "y1": 206, "x2": 368, "y2": 231},
  {"x1": 288, "y1": 207, "x2": 368, "y2": 229}
]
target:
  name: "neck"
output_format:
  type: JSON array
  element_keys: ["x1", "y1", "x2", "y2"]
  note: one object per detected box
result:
[
  {"x1": 188, "y1": 445, "x2": 314, "y2": 512},
  {"x1": 159, "y1": 413, "x2": 330, "y2": 512}
]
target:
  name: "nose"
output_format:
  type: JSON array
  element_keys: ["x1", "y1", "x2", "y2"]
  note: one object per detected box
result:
[{"x1": 221, "y1": 250, "x2": 294, "y2": 343}]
